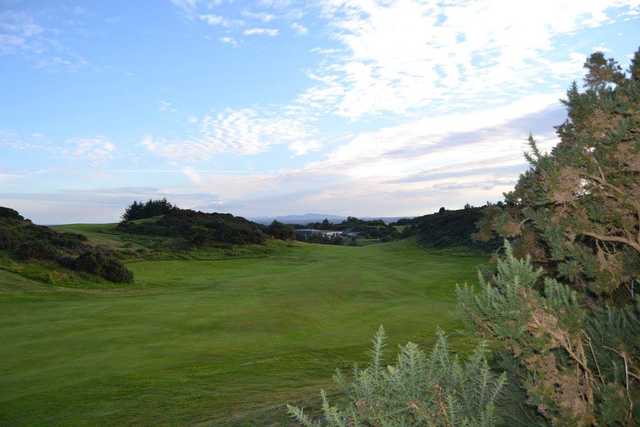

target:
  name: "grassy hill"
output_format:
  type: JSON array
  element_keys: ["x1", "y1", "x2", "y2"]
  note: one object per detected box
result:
[{"x1": 0, "y1": 230, "x2": 486, "y2": 425}]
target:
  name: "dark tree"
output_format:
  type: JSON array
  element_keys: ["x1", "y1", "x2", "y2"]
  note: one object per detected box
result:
[
  {"x1": 121, "y1": 198, "x2": 176, "y2": 222},
  {"x1": 266, "y1": 220, "x2": 295, "y2": 240}
]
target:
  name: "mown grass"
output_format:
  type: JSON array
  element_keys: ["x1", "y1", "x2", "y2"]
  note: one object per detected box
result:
[{"x1": 0, "y1": 236, "x2": 486, "y2": 426}]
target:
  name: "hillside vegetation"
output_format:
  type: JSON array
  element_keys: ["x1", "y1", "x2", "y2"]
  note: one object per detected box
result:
[
  {"x1": 116, "y1": 199, "x2": 268, "y2": 249},
  {"x1": 0, "y1": 207, "x2": 132, "y2": 283},
  {"x1": 411, "y1": 206, "x2": 500, "y2": 251}
]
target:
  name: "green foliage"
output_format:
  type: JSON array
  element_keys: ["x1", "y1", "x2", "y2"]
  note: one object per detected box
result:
[
  {"x1": 464, "y1": 48, "x2": 640, "y2": 426},
  {"x1": 476, "y1": 47, "x2": 640, "y2": 300},
  {"x1": 0, "y1": 206, "x2": 132, "y2": 283},
  {"x1": 266, "y1": 220, "x2": 296, "y2": 240},
  {"x1": 118, "y1": 207, "x2": 265, "y2": 247},
  {"x1": 412, "y1": 206, "x2": 500, "y2": 251},
  {"x1": 75, "y1": 251, "x2": 133, "y2": 283},
  {"x1": 458, "y1": 241, "x2": 640, "y2": 425},
  {"x1": 288, "y1": 327, "x2": 506, "y2": 427},
  {"x1": 121, "y1": 198, "x2": 176, "y2": 221}
]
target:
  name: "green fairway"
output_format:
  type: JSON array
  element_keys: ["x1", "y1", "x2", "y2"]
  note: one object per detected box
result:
[{"x1": 0, "y1": 239, "x2": 486, "y2": 426}]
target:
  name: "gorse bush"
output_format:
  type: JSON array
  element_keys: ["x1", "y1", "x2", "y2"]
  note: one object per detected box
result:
[
  {"x1": 118, "y1": 205, "x2": 266, "y2": 247},
  {"x1": 0, "y1": 206, "x2": 133, "y2": 283},
  {"x1": 458, "y1": 242, "x2": 640, "y2": 425},
  {"x1": 467, "y1": 48, "x2": 640, "y2": 426},
  {"x1": 288, "y1": 327, "x2": 506, "y2": 427}
]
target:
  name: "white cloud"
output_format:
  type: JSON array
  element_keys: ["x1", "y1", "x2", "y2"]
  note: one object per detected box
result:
[
  {"x1": 159, "y1": 100, "x2": 177, "y2": 113},
  {"x1": 219, "y1": 36, "x2": 238, "y2": 47},
  {"x1": 143, "y1": 108, "x2": 320, "y2": 160},
  {"x1": 243, "y1": 27, "x2": 279, "y2": 36},
  {"x1": 67, "y1": 137, "x2": 116, "y2": 164},
  {"x1": 0, "y1": 10, "x2": 87, "y2": 70},
  {"x1": 291, "y1": 22, "x2": 308, "y2": 34},
  {"x1": 304, "y1": 0, "x2": 640, "y2": 119},
  {"x1": 241, "y1": 10, "x2": 276, "y2": 22},
  {"x1": 199, "y1": 13, "x2": 229, "y2": 26},
  {"x1": 170, "y1": 0, "x2": 200, "y2": 15}
]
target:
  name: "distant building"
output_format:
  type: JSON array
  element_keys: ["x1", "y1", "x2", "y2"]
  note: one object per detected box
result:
[{"x1": 295, "y1": 229, "x2": 344, "y2": 240}]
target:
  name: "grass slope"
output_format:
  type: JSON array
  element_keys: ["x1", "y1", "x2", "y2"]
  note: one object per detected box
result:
[{"x1": 0, "y1": 237, "x2": 485, "y2": 426}]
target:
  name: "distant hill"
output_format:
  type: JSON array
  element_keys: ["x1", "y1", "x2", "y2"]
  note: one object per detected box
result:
[
  {"x1": 252, "y1": 213, "x2": 411, "y2": 225},
  {"x1": 251, "y1": 213, "x2": 346, "y2": 225}
]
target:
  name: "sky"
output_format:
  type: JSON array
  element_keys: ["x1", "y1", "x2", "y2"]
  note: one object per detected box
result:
[{"x1": 1, "y1": 0, "x2": 639, "y2": 224}]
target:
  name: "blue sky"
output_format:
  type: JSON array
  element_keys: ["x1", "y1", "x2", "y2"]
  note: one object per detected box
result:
[{"x1": 1, "y1": 0, "x2": 639, "y2": 223}]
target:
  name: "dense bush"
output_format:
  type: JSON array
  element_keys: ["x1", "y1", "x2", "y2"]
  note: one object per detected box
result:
[
  {"x1": 75, "y1": 250, "x2": 133, "y2": 283},
  {"x1": 121, "y1": 198, "x2": 176, "y2": 221},
  {"x1": 266, "y1": 220, "x2": 295, "y2": 240},
  {"x1": 0, "y1": 207, "x2": 23, "y2": 220},
  {"x1": 411, "y1": 206, "x2": 500, "y2": 251},
  {"x1": 118, "y1": 207, "x2": 266, "y2": 247},
  {"x1": 0, "y1": 206, "x2": 133, "y2": 283},
  {"x1": 15, "y1": 240, "x2": 58, "y2": 261},
  {"x1": 288, "y1": 327, "x2": 506, "y2": 426},
  {"x1": 466, "y1": 49, "x2": 640, "y2": 426}
]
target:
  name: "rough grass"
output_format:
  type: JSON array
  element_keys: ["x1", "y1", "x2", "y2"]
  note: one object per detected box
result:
[{"x1": 0, "y1": 236, "x2": 486, "y2": 426}]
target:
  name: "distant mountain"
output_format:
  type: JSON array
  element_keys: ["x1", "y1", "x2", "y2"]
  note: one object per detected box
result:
[
  {"x1": 251, "y1": 213, "x2": 346, "y2": 225},
  {"x1": 251, "y1": 213, "x2": 412, "y2": 225}
]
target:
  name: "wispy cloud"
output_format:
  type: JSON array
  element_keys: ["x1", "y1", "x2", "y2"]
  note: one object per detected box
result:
[
  {"x1": 0, "y1": 11, "x2": 43, "y2": 55},
  {"x1": 291, "y1": 22, "x2": 308, "y2": 34},
  {"x1": 219, "y1": 36, "x2": 238, "y2": 47},
  {"x1": 159, "y1": 100, "x2": 177, "y2": 113},
  {"x1": 143, "y1": 107, "x2": 320, "y2": 160},
  {"x1": 198, "y1": 13, "x2": 230, "y2": 26},
  {"x1": 241, "y1": 10, "x2": 275, "y2": 22},
  {"x1": 302, "y1": 0, "x2": 640, "y2": 119},
  {"x1": 66, "y1": 137, "x2": 116, "y2": 164},
  {"x1": 243, "y1": 27, "x2": 279, "y2": 36},
  {"x1": 0, "y1": 10, "x2": 87, "y2": 70}
]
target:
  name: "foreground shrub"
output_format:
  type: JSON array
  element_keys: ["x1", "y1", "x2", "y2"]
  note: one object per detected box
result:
[
  {"x1": 466, "y1": 48, "x2": 640, "y2": 426},
  {"x1": 457, "y1": 242, "x2": 640, "y2": 426},
  {"x1": 287, "y1": 327, "x2": 506, "y2": 427}
]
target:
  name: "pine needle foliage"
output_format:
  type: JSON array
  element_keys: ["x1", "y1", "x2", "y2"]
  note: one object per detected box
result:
[{"x1": 287, "y1": 326, "x2": 506, "y2": 427}]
